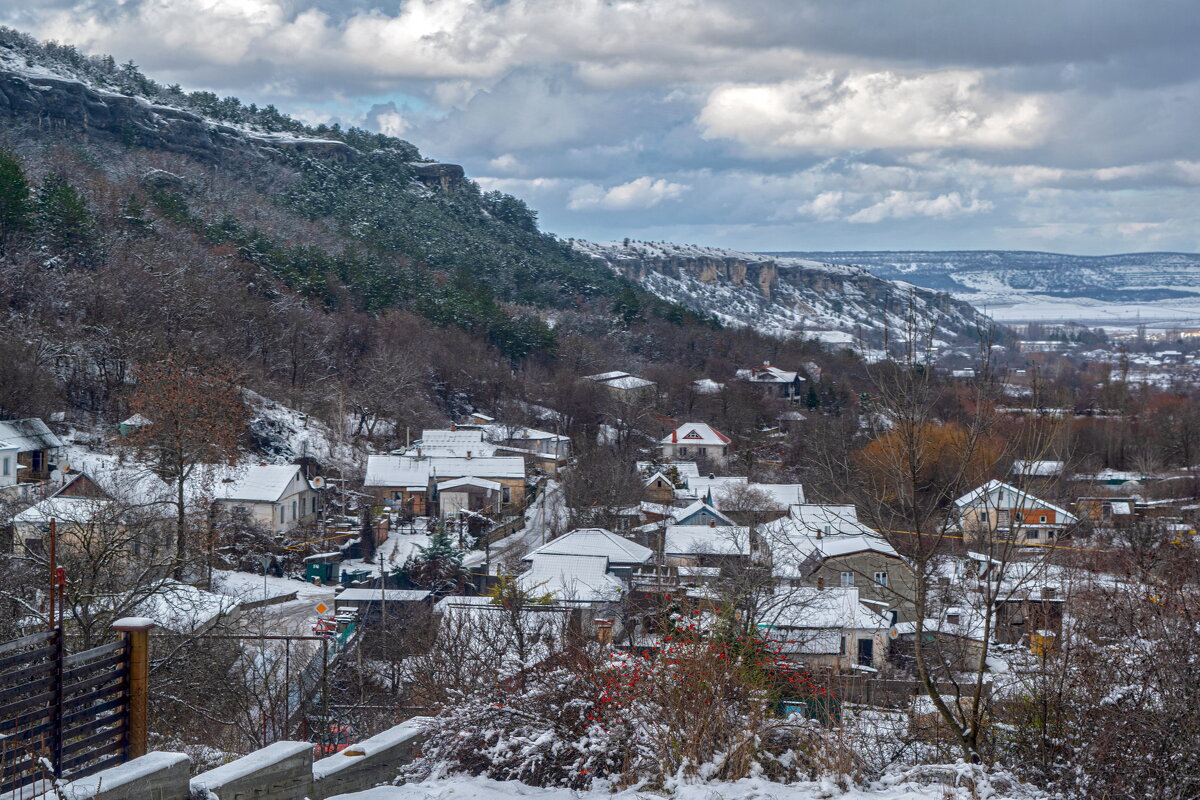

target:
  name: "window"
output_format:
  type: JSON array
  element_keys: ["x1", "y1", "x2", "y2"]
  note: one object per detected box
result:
[
  {"x1": 312, "y1": 496, "x2": 317, "y2": 514},
  {"x1": 1027, "y1": 530, "x2": 1040, "y2": 540},
  {"x1": 1039, "y1": 515, "x2": 1048, "y2": 523},
  {"x1": 678, "y1": 446, "x2": 689, "y2": 456},
  {"x1": 1, "y1": 456, "x2": 8, "y2": 476},
  {"x1": 1014, "y1": 512, "x2": 1024, "y2": 523},
  {"x1": 840, "y1": 571, "x2": 854, "y2": 586},
  {"x1": 502, "y1": 486, "x2": 512, "y2": 504},
  {"x1": 874, "y1": 571, "x2": 888, "y2": 586},
  {"x1": 292, "y1": 500, "x2": 297, "y2": 520},
  {"x1": 31, "y1": 451, "x2": 44, "y2": 472},
  {"x1": 839, "y1": 636, "x2": 846, "y2": 656},
  {"x1": 698, "y1": 447, "x2": 707, "y2": 457},
  {"x1": 980, "y1": 511, "x2": 989, "y2": 524},
  {"x1": 278, "y1": 505, "x2": 285, "y2": 524}
]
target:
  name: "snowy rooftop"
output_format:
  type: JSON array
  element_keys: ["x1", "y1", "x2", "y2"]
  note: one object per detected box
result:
[
  {"x1": 664, "y1": 525, "x2": 752, "y2": 556},
  {"x1": 0, "y1": 418, "x2": 64, "y2": 453},
  {"x1": 525, "y1": 528, "x2": 653, "y2": 564},
  {"x1": 520, "y1": 554, "x2": 625, "y2": 602},
  {"x1": 662, "y1": 422, "x2": 731, "y2": 447},
  {"x1": 365, "y1": 455, "x2": 526, "y2": 487},
  {"x1": 211, "y1": 464, "x2": 306, "y2": 503}
]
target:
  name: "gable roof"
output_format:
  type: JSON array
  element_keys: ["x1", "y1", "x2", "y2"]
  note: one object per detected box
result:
[
  {"x1": 673, "y1": 499, "x2": 737, "y2": 527},
  {"x1": 365, "y1": 454, "x2": 525, "y2": 488},
  {"x1": 643, "y1": 471, "x2": 676, "y2": 489},
  {"x1": 787, "y1": 504, "x2": 874, "y2": 536},
  {"x1": 525, "y1": 528, "x2": 653, "y2": 564},
  {"x1": 520, "y1": 554, "x2": 625, "y2": 602},
  {"x1": 954, "y1": 479, "x2": 1077, "y2": 521},
  {"x1": 664, "y1": 525, "x2": 751, "y2": 556},
  {"x1": 437, "y1": 477, "x2": 501, "y2": 492},
  {"x1": 734, "y1": 364, "x2": 803, "y2": 384},
  {"x1": 583, "y1": 370, "x2": 632, "y2": 382},
  {"x1": 758, "y1": 587, "x2": 883, "y2": 631},
  {"x1": 662, "y1": 422, "x2": 731, "y2": 447},
  {"x1": 0, "y1": 418, "x2": 63, "y2": 453},
  {"x1": 212, "y1": 464, "x2": 305, "y2": 503}
]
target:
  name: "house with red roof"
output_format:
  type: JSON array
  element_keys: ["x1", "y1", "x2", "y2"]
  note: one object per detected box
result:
[{"x1": 660, "y1": 422, "x2": 731, "y2": 466}]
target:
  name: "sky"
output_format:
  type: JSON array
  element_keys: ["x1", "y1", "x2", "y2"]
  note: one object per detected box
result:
[{"x1": 3, "y1": 0, "x2": 1199, "y2": 254}]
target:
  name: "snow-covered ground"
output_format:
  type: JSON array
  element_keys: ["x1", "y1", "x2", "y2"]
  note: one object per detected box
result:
[
  {"x1": 333, "y1": 774, "x2": 1041, "y2": 800},
  {"x1": 463, "y1": 480, "x2": 566, "y2": 571}
]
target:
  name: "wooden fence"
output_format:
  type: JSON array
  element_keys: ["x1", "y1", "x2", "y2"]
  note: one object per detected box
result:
[{"x1": 0, "y1": 624, "x2": 144, "y2": 795}]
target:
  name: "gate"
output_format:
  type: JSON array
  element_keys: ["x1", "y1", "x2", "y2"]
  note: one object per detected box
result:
[{"x1": 0, "y1": 628, "x2": 134, "y2": 795}]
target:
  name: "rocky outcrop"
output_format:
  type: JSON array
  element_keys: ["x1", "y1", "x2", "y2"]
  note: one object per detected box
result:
[
  {"x1": 411, "y1": 162, "x2": 466, "y2": 193},
  {"x1": 0, "y1": 69, "x2": 357, "y2": 165},
  {"x1": 612, "y1": 254, "x2": 779, "y2": 301}
]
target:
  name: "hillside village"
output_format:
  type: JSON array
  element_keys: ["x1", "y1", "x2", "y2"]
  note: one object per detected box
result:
[{"x1": 0, "y1": 23, "x2": 1198, "y2": 800}]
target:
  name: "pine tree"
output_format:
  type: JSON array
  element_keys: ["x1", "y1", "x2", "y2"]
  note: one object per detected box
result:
[
  {"x1": 0, "y1": 149, "x2": 32, "y2": 252},
  {"x1": 397, "y1": 526, "x2": 468, "y2": 595},
  {"x1": 35, "y1": 173, "x2": 101, "y2": 267}
]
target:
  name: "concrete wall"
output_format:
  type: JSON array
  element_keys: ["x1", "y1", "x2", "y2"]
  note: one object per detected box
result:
[
  {"x1": 191, "y1": 741, "x2": 314, "y2": 800},
  {"x1": 310, "y1": 719, "x2": 427, "y2": 799},
  {"x1": 59, "y1": 722, "x2": 429, "y2": 800},
  {"x1": 64, "y1": 752, "x2": 192, "y2": 800}
]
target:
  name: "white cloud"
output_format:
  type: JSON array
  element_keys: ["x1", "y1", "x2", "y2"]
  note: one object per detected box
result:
[
  {"x1": 567, "y1": 177, "x2": 690, "y2": 211},
  {"x1": 698, "y1": 70, "x2": 1045, "y2": 154},
  {"x1": 846, "y1": 191, "x2": 993, "y2": 223}
]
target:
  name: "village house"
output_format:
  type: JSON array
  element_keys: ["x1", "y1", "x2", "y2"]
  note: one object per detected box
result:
[
  {"x1": 765, "y1": 505, "x2": 916, "y2": 622},
  {"x1": 435, "y1": 477, "x2": 502, "y2": 518},
  {"x1": 759, "y1": 587, "x2": 889, "y2": 670},
  {"x1": 0, "y1": 418, "x2": 64, "y2": 483},
  {"x1": 583, "y1": 370, "x2": 658, "y2": 400},
  {"x1": 733, "y1": 362, "x2": 805, "y2": 401},
  {"x1": 0, "y1": 440, "x2": 18, "y2": 489},
  {"x1": 211, "y1": 463, "x2": 319, "y2": 534},
  {"x1": 642, "y1": 470, "x2": 678, "y2": 504},
  {"x1": 660, "y1": 422, "x2": 731, "y2": 466},
  {"x1": 364, "y1": 454, "x2": 526, "y2": 516},
  {"x1": 524, "y1": 528, "x2": 654, "y2": 570},
  {"x1": 663, "y1": 524, "x2": 753, "y2": 569},
  {"x1": 671, "y1": 498, "x2": 737, "y2": 528},
  {"x1": 954, "y1": 480, "x2": 1079, "y2": 545}
]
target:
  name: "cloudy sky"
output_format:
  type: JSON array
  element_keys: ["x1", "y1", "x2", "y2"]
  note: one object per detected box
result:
[{"x1": 5, "y1": 0, "x2": 1199, "y2": 253}]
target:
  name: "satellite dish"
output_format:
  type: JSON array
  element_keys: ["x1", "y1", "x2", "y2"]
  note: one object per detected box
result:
[
  {"x1": 311, "y1": 476, "x2": 325, "y2": 489},
  {"x1": 888, "y1": 626, "x2": 900, "y2": 641},
  {"x1": 50, "y1": 469, "x2": 64, "y2": 483}
]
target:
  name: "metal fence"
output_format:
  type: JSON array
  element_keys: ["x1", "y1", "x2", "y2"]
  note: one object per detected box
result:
[{"x1": 0, "y1": 628, "x2": 131, "y2": 795}]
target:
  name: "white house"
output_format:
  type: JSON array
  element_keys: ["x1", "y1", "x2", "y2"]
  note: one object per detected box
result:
[
  {"x1": 660, "y1": 423, "x2": 731, "y2": 465},
  {"x1": 212, "y1": 464, "x2": 318, "y2": 534},
  {"x1": 758, "y1": 587, "x2": 889, "y2": 670},
  {"x1": 0, "y1": 418, "x2": 64, "y2": 482},
  {"x1": 0, "y1": 440, "x2": 18, "y2": 489},
  {"x1": 524, "y1": 528, "x2": 653, "y2": 567}
]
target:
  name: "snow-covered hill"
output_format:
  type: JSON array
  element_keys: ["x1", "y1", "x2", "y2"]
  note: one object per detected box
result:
[
  {"x1": 771, "y1": 250, "x2": 1200, "y2": 330},
  {"x1": 575, "y1": 240, "x2": 989, "y2": 342}
]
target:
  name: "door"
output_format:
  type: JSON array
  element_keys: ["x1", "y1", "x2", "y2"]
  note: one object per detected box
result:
[{"x1": 857, "y1": 638, "x2": 874, "y2": 667}]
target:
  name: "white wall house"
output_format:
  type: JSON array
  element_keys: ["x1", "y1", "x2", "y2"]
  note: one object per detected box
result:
[
  {"x1": 212, "y1": 464, "x2": 318, "y2": 534},
  {"x1": 0, "y1": 440, "x2": 18, "y2": 489},
  {"x1": 660, "y1": 422, "x2": 731, "y2": 465}
]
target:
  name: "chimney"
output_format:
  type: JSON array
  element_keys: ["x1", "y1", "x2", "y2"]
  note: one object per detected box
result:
[
  {"x1": 258, "y1": 461, "x2": 267, "y2": 467},
  {"x1": 467, "y1": 451, "x2": 473, "y2": 459},
  {"x1": 817, "y1": 577, "x2": 825, "y2": 590},
  {"x1": 450, "y1": 424, "x2": 457, "y2": 431},
  {"x1": 671, "y1": 430, "x2": 677, "y2": 443},
  {"x1": 417, "y1": 446, "x2": 422, "y2": 458},
  {"x1": 709, "y1": 519, "x2": 716, "y2": 528},
  {"x1": 1042, "y1": 586, "x2": 1057, "y2": 600}
]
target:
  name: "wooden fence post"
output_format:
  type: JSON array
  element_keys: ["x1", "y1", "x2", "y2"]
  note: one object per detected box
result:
[{"x1": 112, "y1": 618, "x2": 155, "y2": 760}]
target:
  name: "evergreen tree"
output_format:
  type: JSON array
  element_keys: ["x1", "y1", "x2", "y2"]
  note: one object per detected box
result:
[
  {"x1": 396, "y1": 526, "x2": 468, "y2": 595},
  {"x1": 35, "y1": 173, "x2": 101, "y2": 267},
  {"x1": 0, "y1": 149, "x2": 32, "y2": 252}
]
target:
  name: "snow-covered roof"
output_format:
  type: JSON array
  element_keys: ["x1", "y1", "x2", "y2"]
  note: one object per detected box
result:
[
  {"x1": 759, "y1": 587, "x2": 884, "y2": 631},
  {"x1": 637, "y1": 461, "x2": 700, "y2": 480},
  {"x1": 520, "y1": 554, "x2": 625, "y2": 602},
  {"x1": 583, "y1": 370, "x2": 632, "y2": 382},
  {"x1": 420, "y1": 429, "x2": 485, "y2": 444},
  {"x1": 335, "y1": 589, "x2": 431, "y2": 603},
  {"x1": 953, "y1": 479, "x2": 1077, "y2": 522},
  {"x1": 692, "y1": 378, "x2": 724, "y2": 394},
  {"x1": 0, "y1": 439, "x2": 15, "y2": 451},
  {"x1": 703, "y1": 482, "x2": 807, "y2": 509},
  {"x1": 119, "y1": 413, "x2": 152, "y2": 427},
  {"x1": 1011, "y1": 460, "x2": 1064, "y2": 477},
  {"x1": 212, "y1": 464, "x2": 305, "y2": 503},
  {"x1": 437, "y1": 477, "x2": 501, "y2": 492},
  {"x1": 643, "y1": 470, "x2": 676, "y2": 489},
  {"x1": 735, "y1": 364, "x2": 803, "y2": 384},
  {"x1": 0, "y1": 418, "x2": 63, "y2": 453},
  {"x1": 672, "y1": 499, "x2": 737, "y2": 527},
  {"x1": 787, "y1": 504, "x2": 873, "y2": 536},
  {"x1": 601, "y1": 375, "x2": 656, "y2": 390},
  {"x1": 664, "y1": 525, "x2": 751, "y2": 556},
  {"x1": 662, "y1": 422, "x2": 731, "y2": 447},
  {"x1": 365, "y1": 454, "x2": 525, "y2": 487},
  {"x1": 13, "y1": 495, "x2": 116, "y2": 526},
  {"x1": 525, "y1": 528, "x2": 653, "y2": 564},
  {"x1": 687, "y1": 475, "x2": 747, "y2": 496},
  {"x1": 134, "y1": 581, "x2": 238, "y2": 634}
]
